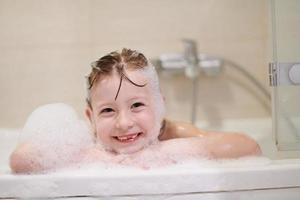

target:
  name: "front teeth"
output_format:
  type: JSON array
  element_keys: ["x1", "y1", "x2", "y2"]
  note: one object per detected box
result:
[{"x1": 116, "y1": 133, "x2": 139, "y2": 142}]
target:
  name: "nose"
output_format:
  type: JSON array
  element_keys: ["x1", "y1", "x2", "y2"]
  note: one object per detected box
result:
[{"x1": 115, "y1": 111, "x2": 134, "y2": 131}]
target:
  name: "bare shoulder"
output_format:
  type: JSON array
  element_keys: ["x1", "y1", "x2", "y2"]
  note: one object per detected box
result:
[{"x1": 158, "y1": 119, "x2": 210, "y2": 140}]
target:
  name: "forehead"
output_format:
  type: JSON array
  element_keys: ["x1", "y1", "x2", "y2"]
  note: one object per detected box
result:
[{"x1": 90, "y1": 70, "x2": 152, "y2": 102}]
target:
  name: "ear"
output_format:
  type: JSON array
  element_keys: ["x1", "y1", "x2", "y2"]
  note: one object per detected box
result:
[
  {"x1": 162, "y1": 94, "x2": 166, "y2": 103},
  {"x1": 85, "y1": 106, "x2": 96, "y2": 132}
]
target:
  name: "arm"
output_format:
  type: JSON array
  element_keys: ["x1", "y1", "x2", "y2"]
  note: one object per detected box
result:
[
  {"x1": 159, "y1": 119, "x2": 261, "y2": 158},
  {"x1": 10, "y1": 143, "x2": 49, "y2": 174},
  {"x1": 206, "y1": 133, "x2": 262, "y2": 158},
  {"x1": 159, "y1": 135, "x2": 261, "y2": 160},
  {"x1": 119, "y1": 133, "x2": 261, "y2": 169},
  {"x1": 10, "y1": 142, "x2": 136, "y2": 173},
  {"x1": 10, "y1": 142, "x2": 94, "y2": 174}
]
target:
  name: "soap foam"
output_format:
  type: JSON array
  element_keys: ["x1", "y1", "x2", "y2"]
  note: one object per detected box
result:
[
  {"x1": 18, "y1": 103, "x2": 94, "y2": 172},
  {"x1": 21, "y1": 103, "x2": 80, "y2": 141},
  {"x1": 53, "y1": 156, "x2": 271, "y2": 176}
]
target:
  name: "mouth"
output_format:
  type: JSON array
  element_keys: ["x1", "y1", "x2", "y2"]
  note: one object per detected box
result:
[{"x1": 113, "y1": 132, "x2": 143, "y2": 143}]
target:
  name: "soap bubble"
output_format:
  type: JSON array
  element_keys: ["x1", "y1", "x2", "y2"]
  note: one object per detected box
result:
[
  {"x1": 18, "y1": 103, "x2": 94, "y2": 172},
  {"x1": 21, "y1": 103, "x2": 79, "y2": 141}
]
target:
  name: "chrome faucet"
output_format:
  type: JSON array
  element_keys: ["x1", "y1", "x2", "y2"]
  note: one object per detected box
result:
[
  {"x1": 156, "y1": 39, "x2": 270, "y2": 126},
  {"x1": 157, "y1": 39, "x2": 222, "y2": 125},
  {"x1": 182, "y1": 39, "x2": 200, "y2": 124},
  {"x1": 182, "y1": 39, "x2": 200, "y2": 79}
]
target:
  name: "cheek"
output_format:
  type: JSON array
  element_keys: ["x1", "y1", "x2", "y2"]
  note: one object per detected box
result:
[
  {"x1": 136, "y1": 110, "x2": 156, "y2": 128},
  {"x1": 94, "y1": 118, "x2": 113, "y2": 140}
]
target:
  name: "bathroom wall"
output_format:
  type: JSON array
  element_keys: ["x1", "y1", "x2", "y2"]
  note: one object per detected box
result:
[
  {"x1": 273, "y1": 0, "x2": 300, "y2": 62},
  {"x1": 0, "y1": 0, "x2": 271, "y2": 128}
]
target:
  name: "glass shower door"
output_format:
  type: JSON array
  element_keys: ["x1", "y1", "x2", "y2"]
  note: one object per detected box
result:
[{"x1": 271, "y1": 0, "x2": 300, "y2": 150}]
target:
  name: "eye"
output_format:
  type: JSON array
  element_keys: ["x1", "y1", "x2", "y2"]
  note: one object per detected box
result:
[
  {"x1": 131, "y1": 102, "x2": 145, "y2": 111},
  {"x1": 100, "y1": 107, "x2": 115, "y2": 115}
]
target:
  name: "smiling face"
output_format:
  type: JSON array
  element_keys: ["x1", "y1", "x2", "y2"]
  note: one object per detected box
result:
[{"x1": 86, "y1": 69, "x2": 164, "y2": 154}]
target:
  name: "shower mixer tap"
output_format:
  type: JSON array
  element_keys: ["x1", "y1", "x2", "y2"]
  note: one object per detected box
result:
[
  {"x1": 157, "y1": 39, "x2": 222, "y2": 124},
  {"x1": 155, "y1": 39, "x2": 270, "y2": 126},
  {"x1": 182, "y1": 39, "x2": 200, "y2": 79},
  {"x1": 158, "y1": 40, "x2": 222, "y2": 77},
  {"x1": 182, "y1": 39, "x2": 200, "y2": 125}
]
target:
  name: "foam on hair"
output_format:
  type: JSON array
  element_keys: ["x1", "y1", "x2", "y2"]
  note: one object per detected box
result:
[
  {"x1": 140, "y1": 62, "x2": 165, "y2": 119},
  {"x1": 135, "y1": 62, "x2": 166, "y2": 147}
]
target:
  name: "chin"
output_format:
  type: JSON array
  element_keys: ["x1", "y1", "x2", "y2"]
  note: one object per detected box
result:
[
  {"x1": 115, "y1": 143, "x2": 145, "y2": 154},
  {"x1": 115, "y1": 148, "x2": 138, "y2": 154}
]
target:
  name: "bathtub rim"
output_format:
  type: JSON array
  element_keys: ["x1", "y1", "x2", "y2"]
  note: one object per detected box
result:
[{"x1": 1, "y1": 158, "x2": 300, "y2": 199}]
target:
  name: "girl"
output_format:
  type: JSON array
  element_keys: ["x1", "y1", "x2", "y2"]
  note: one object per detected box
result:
[{"x1": 10, "y1": 48, "x2": 261, "y2": 173}]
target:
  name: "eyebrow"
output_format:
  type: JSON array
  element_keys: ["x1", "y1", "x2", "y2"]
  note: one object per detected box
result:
[
  {"x1": 95, "y1": 95, "x2": 149, "y2": 110},
  {"x1": 95, "y1": 103, "x2": 111, "y2": 110},
  {"x1": 126, "y1": 96, "x2": 149, "y2": 103}
]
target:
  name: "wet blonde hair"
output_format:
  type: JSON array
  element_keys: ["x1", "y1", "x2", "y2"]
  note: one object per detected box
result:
[{"x1": 86, "y1": 48, "x2": 162, "y2": 109}]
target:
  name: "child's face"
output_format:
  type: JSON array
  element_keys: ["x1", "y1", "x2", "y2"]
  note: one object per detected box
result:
[{"x1": 86, "y1": 70, "x2": 162, "y2": 154}]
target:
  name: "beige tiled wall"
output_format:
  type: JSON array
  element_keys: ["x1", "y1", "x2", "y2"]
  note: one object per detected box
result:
[{"x1": 0, "y1": 0, "x2": 271, "y2": 128}]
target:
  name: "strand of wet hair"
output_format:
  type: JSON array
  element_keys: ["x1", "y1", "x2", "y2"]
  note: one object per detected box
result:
[{"x1": 114, "y1": 69, "x2": 147, "y2": 100}]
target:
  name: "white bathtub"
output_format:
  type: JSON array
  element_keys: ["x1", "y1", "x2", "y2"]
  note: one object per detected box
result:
[{"x1": 1, "y1": 118, "x2": 300, "y2": 200}]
